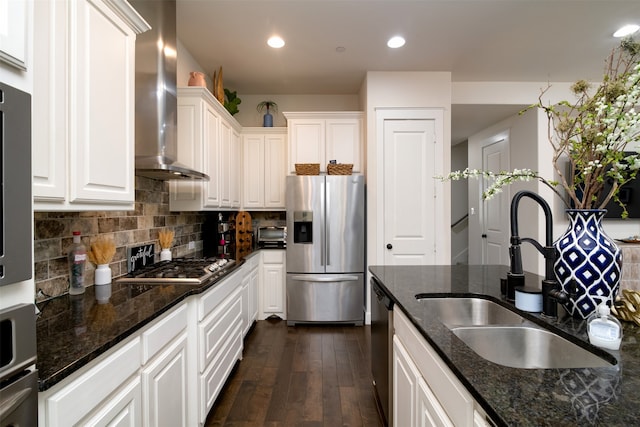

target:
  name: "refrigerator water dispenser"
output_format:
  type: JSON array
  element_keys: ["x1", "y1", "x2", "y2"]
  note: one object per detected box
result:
[{"x1": 293, "y1": 211, "x2": 313, "y2": 243}]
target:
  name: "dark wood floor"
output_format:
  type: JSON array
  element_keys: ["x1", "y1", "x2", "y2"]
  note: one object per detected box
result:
[{"x1": 205, "y1": 318, "x2": 384, "y2": 427}]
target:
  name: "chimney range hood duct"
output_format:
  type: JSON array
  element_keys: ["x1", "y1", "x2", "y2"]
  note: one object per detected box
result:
[{"x1": 132, "y1": 0, "x2": 208, "y2": 181}]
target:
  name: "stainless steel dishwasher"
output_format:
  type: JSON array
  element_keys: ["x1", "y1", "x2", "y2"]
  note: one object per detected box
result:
[{"x1": 371, "y1": 277, "x2": 393, "y2": 426}]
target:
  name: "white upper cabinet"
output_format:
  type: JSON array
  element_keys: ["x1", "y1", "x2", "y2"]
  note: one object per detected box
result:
[
  {"x1": 241, "y1": 128, "x2": 287, "y2": 210},
  {"x1": 284, "y1": 111, "x2": 364, "y2": 174},
  {"x1": 170, "y1": 87, "x2": 241, "y2": 211},
  {"x1": 32, "y1": 0, "x2": 150, "y2": 211}
]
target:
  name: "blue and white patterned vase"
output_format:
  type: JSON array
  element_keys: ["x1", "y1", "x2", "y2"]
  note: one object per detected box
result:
[{"x1": 554, "y1": 210, "x2": 622, "y2": 319}]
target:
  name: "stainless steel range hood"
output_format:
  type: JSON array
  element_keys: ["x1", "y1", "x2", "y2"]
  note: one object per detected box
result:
[{"x1": 132, "y1": 0, "x2": 208, "y2": 181}]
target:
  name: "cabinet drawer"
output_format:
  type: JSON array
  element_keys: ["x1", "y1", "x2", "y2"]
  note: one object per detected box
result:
[
  {"x1": 394, "y1": 309, "x2": 474, "y2": 427},
  {"x1": 262, "y1": 250, "x2": 284, "y2": 264},
  {"x1": 199, "y1": 323, "x2": 243, "y2": 423},
  {"x1": 141, "y1": 303, "x2": 188, "y2": 364},
  {"x1": 198, "y1": 269, "x2": 242, "y2": 320},
  {"x1": 199, "y1": 289, "x2": 242, "y2": 371},
  {"x1": 43, "y1": 338, "x2": 141, "y2": 427}
]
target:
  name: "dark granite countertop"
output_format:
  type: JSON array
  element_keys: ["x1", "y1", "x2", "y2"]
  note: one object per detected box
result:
[
  {"x1": 36, "y1": 262, "x2": 244, "y2": 392},
  {"x1": 369, "y1": 264, "x2": 640, "y2": 427}
]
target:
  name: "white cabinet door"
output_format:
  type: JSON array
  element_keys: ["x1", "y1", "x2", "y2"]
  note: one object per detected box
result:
[
  {"x1": 417, "y1": 376, "x2": 455, "y2": 427},
  {"x1": 260, "y1": 250, "x2": 286, "y2": 318},
  {"x1": 32, "y1": 0, "x2": 67, "y2": 203},
  {"x1": 394, "y1": 336, "x2": 419, "y2": 427},
  {"x1": 325, "y1": 118, "x2": 363, "y2": 173},
  {"x1": 241, "y1": 271, "x2": 251, "y2": 336},
  {"x1": 241, "y1": 129, "x2": 287, "y2": 210},
  {"x1": 242, "y1": 133, "x2": 266, "y2": 208},
  {"x1": 41, "y1": 338, "x2": 142, "y2": 427},
  {"x1": 264, "y1": 133, "x2": 287, "y2": 208},
  {"x1": 203, "y1": 100, "x2": 222, "y2": 208},
  {"x1": 33, "y1": 0, "x2": 149, "y2": 211},
  {"x1": 263, "y1": 264, "x2": 285, "y2": 314},
  {"x1": 170, "y1": 87, "x2": 241, "y2": 211},
  {"x1": 70, "y1": 0, "x2": 135, "y2": 205},
  {"x1": 249, "y1": 264, "x2": 259, "y2": 325},
  {"x1": 81, "y1": 377, "x2": 142, "y2": 427},
  {"x1": 220, "y1": 119, "x2": 232, "y2": 207},
  {"x1": 231, "y1": 128, "x2": 242, "y2": 208},
  {"x1": 287, "y1": 118, "x2": 325, "y2": 172},
  {"x1": 141, "y1": 333, "x2": 189, "y2": 427},
  {"x1": 284, "y1": 112, "x2": 363, "y2": 174}
]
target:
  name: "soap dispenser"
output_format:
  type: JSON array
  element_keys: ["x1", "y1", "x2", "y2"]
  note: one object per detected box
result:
[{"x1": 587, "y1": 303, "x2": 622, "y2": 350}]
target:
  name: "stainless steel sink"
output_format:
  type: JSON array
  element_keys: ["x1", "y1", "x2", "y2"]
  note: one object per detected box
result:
[
  {"x1": 451, "y1": 326, "x2": 613, "y2": 369},
  {"x1": 415, "y1": 297, "x2": 525, "y2": 327},
  {"x1": 415, "y1": 296, "x2": 615, "y2": 369}
]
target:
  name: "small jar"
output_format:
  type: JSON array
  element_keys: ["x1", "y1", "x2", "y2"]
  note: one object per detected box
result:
[
  {"x1": 160, "y1": 248, "x2": 172, "y2": 261},
  {"x1": 94, "y1": 264, "x2": 112, "y2": 285}
]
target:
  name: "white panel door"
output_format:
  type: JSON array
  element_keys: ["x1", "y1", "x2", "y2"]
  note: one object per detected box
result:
[
  {"x1": 481, "y1": 137, "x2": 510, "y2": 265},
  {"x1": 383, "y1": 119, "x2": 438, "y2": 265}
]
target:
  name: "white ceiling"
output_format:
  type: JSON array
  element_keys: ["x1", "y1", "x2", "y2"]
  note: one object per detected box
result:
[{"x1": 175, "y1": 0, "x2": 640, "y2": 144}]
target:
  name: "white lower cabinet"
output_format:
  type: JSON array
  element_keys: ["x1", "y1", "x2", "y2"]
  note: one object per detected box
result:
[
  {"x1": 260, "y1": 250, "x2": 286, "y2": 319},
  {"x1": 393, "y1": 309, "x2": 492, "y2": 427},
  {"x1": 82, "y1": 377, "x2": 142, "y2": 427},
  {"x1": 39, "y1": 338, "x2": 142, "y2": 427},
  {"x1": 197, "y1": 269, "x2": 244, "y2": 424},
  {"x1": 240, "y1": 253, "x2": 260, "y2": 336},
  {"x1": 39, "y1": 269, "x2": 247, "y2": 427}
]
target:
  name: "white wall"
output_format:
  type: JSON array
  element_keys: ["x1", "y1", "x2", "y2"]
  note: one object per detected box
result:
[
  {"x1": 451, "y1": 141, "x2": 468, "y2": 264},
  {"x1": 464, "y1": 83, "x2": 640, "y2": 276},
  {"x1": 177, "y1": 40, "x2": 360, "y2": 127},
  {"x1": 363, "y1": 71, "x2": 452, "y2": 268},
  {"x1": 467, "y1": 109, "x2": 540, "y2": 273}
]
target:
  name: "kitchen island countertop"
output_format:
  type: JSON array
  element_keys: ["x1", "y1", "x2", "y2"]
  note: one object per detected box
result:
[{"x1": 369, "y1": 264, "x2": 640, "y2": 426}]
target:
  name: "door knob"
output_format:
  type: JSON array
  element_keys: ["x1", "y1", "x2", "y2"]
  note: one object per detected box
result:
[{"x1": 386, "y1": 244, "x2": 393, "y2": 250}]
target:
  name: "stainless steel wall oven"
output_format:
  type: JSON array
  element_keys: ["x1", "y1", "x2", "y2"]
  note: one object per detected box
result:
[
  {"x1": 0, "y1": 82, "x2": 38, "y2": 426},
  {"x1": 0, "y1": 82, "x2": 32, "y2": 287}
]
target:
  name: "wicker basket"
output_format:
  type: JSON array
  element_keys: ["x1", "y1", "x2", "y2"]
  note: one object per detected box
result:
[
  {"x1": 327, "y1": 163, "x2": 353, "y2": 175},
  {"x1": 295, "y1": 163, "x2": 320, "y2": 175}
]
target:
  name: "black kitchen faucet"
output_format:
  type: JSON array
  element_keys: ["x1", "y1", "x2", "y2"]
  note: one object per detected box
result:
[{"x1": 506, "y1": 190, "x2": 574, "y2": 317}]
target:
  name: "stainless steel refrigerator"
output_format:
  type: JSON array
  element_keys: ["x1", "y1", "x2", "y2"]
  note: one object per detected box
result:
[{"x1": 286, "y1": 174, "x2": 365, "y2": 325}]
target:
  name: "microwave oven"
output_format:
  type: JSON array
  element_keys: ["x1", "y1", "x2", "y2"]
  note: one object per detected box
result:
[{"x1": 257, "y1": 226, "x2": 287, "y2": 248}]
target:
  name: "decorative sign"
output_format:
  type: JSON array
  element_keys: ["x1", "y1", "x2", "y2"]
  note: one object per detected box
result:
[{"x1": 127, "y1": 244, "x2": 155, "y2": 273}]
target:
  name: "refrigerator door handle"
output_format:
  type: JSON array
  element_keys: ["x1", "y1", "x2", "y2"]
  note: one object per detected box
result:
[
  {"x1": 289, "y1": 275, "x2": 360, "y2": 283},
  {"x1": 326, "y1": 181, "x2": 331, "y2": 266},
  {"x1": 320, "y1": 180, "x2": 326, "y2": 266}
]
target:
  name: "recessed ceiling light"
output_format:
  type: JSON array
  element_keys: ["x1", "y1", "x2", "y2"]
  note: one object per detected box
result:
[
  {"x1": 387, "y1": 36, "x2": 405, "y2": 49},
  {"x1": 267, "y1": 36, "x2": 285, "y2": 48},
  {"x1": 613, "y1": 24, "x2": 639, "y2": 38}
]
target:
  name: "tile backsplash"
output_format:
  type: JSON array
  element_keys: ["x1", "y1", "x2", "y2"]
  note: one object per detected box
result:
[
  {"x1": 34, "y1": 177, "x2": 207, "y2": 300},
  {"x1": 621, "y1": 244, "x2": 640, "y2": 291}
]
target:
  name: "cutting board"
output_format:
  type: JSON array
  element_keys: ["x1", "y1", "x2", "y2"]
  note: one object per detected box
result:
[{"x1": 234, "y1": 211, "x2": 252, "y2": 260}]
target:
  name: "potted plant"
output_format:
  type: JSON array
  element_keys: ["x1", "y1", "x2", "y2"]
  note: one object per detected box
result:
[
  {"x1": 257, "y1": 101, "x2": 278, "y2": 127},
  {"x1": 442, "y1": 37, "x2": 640, "y2": 318}
]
